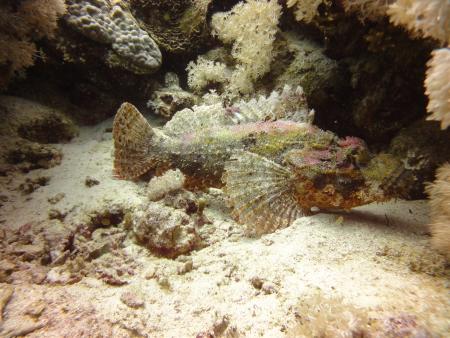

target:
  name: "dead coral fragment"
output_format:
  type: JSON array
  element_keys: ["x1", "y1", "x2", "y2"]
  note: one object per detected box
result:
[{"x1": 426, "y1": 163, "x2": 450, "y2": 258}]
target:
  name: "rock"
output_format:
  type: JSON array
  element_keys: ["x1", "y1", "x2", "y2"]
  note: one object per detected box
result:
[
  {"x1": 65, "y1": 0, "x2": 162, "y2": 74},
  {"x1": 0, "y1": 96, "x2": 76, "y2": 174},
  {"x1": 48, "y1": 192, "x2": 65, "y2": 204},
  {"x1": 0, "y1": 260, "x2": 16, "y2": 279},
  {"x1": 177, "y1": 259, "x2": 194, "y2": 275},
  {"x1": 133, "y1": 203, "x2": 200, "y2": 258},
  {"x1": 386, "y1": 119, "x2": 450, "y2": 199},
  {"x1": 11, "y1": 243, "x2": 46, "y2": 261},
  {"x1": 0, "y1": 317, "x2": 45, "y2": 337},
  {"x1": 147, "y1": 73, "x2": 198, "y2": 118},
  {"x1": 120, "y1": 291, "x2": 144, "y2": 309},
  {"x1": 48, "y1": 208, "x2": 67, "y2": 221},
  {"x1": 24, "y1": 300, "x2": 46, "y2": 318},
  {"x1": 85, "y1": 176, "x2": 100, "y2": 187},
  {"x1": 156, "y1": 275, "x2": 171, "y2": 290},
  {"x1": 250, "y1": 276, "x2": 263, "y2": 290},
  {"x1": 46, "y1": 267, "x2": 81, "y2": 285},
  {"x1": 273, "y1": 32, "x2": 347, "y2": 126},
  {"x1": 0, "y1": 284, "x2": 14, "y2": 321},
  {"x1": 128, "y1": 0, "x2": 210, "y2": 55},
  {"x1": 18, "y1": 176, "x2": 50, "y2": 195},
  {"x1": 98, "y1": 269, "x2": 128, "y2": 286},
  {"x1": 74, "y1": 227, "x2": 126, "y2": 261},
  {"x1": 147, "y1": 169, "x2": 185, "y2": 202},
  {"x1": 9, "y1": 142, "x2": 62, "y2": 172},
  {"x1": 261, "y1": 282, "x2": 277, "y2": 294}
]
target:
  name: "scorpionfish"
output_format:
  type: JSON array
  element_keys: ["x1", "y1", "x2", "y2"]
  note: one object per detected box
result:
[{"x1": 113, "y1": 86, "x2": 387, "y2": 233}]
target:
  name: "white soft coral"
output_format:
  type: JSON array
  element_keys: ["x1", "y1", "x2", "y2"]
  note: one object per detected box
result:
[
  {"x1": 286, "y1": 0, "x2": 323, "y2": 23},
  {"x1": 425, "y1": 48, "x2": 450, "y2": 129},
  {"x1": 388, "y1": 0, "x2": 450, "y2": 44},
  {"x1": 187, "y1": 0, "x2": 282, "y2": 97}
]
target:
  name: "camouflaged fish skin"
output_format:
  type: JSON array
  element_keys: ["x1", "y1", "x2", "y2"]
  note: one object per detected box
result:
[{"x1": 113, "y1": 88, "x2": 386, "y2": 233}]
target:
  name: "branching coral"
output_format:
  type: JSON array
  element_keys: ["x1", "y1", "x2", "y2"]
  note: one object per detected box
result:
[
  {"x1": 0, "y1": 0, "x2": 66, "y2": 88},
  {"x1": 426, "y1": 163, "x2": 450, "y2": 258},
  {"x1": 425, "y1": 48, "x2": 450, "y2": 129},
  {"x1": 187, "y1": 0, "x2": 282, "y2": 97}
]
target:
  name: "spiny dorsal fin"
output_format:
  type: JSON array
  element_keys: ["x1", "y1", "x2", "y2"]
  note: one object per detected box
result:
[
  {"x1": 113, "y1": 102, "x2": 155, "y2": 179},
  {"x1": 223, "y1": 150, "x2": 304, "y2": 236},
  {"x1": 163, "y1": 86, "x2": 313, "y2": 137},
  {"x1": 230, "y1": 85, "x2": 314, "y2": 124},
  {"x1": 163, "y1": 102, "x2": 232, "y2": 137}
]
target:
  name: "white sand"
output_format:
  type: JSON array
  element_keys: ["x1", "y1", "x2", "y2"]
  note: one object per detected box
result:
[{"x1": 0, "y1": 120, "x2": 448, "y2": 337}]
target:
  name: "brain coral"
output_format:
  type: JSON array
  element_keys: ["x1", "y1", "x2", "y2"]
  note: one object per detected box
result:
[{"x1": 65, "y1": 0, "x2": 162, "y2": 74}]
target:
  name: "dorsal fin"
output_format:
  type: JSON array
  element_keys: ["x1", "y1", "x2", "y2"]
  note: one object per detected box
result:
[
  {"x1": 163, "y1": 85, "x2": 313, "y2": 137},
  {"x1": 113, "y1": 103, "x2": 156, "y2": 179},
  {"x1": 230, "y1": 85, "x2": 314, "y2": 124},
  {"x1": 223, "y1": 150, "x2": 304, "y2": 236},
  {"x1": 163, "y1": 103, "x2": 232, "y2": 137}
]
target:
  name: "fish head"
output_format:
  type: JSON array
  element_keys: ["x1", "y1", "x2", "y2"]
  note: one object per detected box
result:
[{"x1": 284, "y1": 136, "x2": 384, "y2": 211}]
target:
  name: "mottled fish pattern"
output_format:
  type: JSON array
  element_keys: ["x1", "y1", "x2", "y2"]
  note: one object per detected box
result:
[{"x1": 113, "y1": 86, "x2": 387, "y2": 234}]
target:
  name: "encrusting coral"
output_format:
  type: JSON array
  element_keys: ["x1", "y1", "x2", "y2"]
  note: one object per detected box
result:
[
  {"x1": 426, "y1": 163, "x2": 450, "y2": 258},
  {"x1": 0, "y1": 0, "x2": 66, "y2": 88}
]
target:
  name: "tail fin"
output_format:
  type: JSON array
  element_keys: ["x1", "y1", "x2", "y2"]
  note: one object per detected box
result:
[{"x1": 113, "y1": 102, "x2": 155, "y2": 179}]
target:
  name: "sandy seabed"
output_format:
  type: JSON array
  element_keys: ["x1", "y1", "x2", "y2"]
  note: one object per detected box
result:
[{"x1": 0, "y1": 118, "x2": 448, "y2": 338}]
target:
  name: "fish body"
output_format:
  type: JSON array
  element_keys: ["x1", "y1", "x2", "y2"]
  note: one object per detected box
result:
[{"x1": 113, "y1": 87, "x2": 386, "y2": 233}]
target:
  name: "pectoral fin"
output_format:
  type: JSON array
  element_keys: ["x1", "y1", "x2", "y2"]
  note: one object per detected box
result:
[{"x1": 223, "y1": 150, "x2": 304, "y2": 235}]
